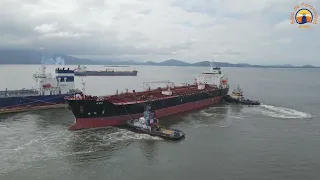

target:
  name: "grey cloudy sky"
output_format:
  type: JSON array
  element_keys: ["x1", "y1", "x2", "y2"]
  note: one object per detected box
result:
[{"x1": 0, "y1": 0, "x2": 319, "y2": 65}]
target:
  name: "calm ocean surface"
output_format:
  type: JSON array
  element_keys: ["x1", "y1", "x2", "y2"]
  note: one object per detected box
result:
[{"x1": 0, "y1": 65, "x2": 319, "y2": 180}]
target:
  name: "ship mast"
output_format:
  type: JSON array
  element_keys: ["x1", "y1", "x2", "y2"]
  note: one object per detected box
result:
[
  {"x1": 41, "y1": 64, "x2": 46, "y2": 75},
  {"x1": 81, "y1": 78, "x2": 86, "y2": 95},
  {"x1": 210, "y1": 57, "x2": 214, "y2": 73},
  {"x1": 237, "y1": 84, "x2": 243, "y2": 94}
]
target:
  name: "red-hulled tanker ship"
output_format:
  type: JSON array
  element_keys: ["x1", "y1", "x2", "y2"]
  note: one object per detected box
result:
[{"x1": 65, "y1": 62, "x2": 229, "y2": 130}]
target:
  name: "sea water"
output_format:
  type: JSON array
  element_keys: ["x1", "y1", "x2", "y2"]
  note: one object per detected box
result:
[{"x1": 0, "y1": 65, "x2": 319, "y2": 180}]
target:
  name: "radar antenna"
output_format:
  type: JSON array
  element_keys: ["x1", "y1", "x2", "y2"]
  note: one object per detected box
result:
[{"x1": 209, "y1": 55, "x2": 221, "y2": 72}]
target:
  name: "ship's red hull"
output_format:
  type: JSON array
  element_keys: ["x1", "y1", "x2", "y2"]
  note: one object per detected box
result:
[{"x1": 68, "y1": 96, "x2": 223, "y2": 130}]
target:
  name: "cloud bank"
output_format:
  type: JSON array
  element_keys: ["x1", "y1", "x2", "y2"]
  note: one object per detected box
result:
[{"x1": 0, "y1": 0, "x2": 319, "y2": 65}]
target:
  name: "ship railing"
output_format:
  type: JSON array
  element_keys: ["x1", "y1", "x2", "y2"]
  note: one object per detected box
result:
[
  {"x1": 108, "y1": 90, "x2": 171, "y2": 103},
  {"x1": 0, "y1": 89, "x2": 38, "y2": 95},
  {"x1": 66, "y1": 94, "x2": 99, "y2": 100},
  {"x1": 0, "y1": 89, "x2": 37, "y2": 93},
  {"x1": 112, "y1": 84, "x2": 208, "y2": 100},
  {"x1": 74, "y1": 83, "x2": 204, "y2": 102},
  {"x1": 173, "y1": 87, "x2": 198, "y2": 94},
  {"x1": 141, "y1": 82, "x2": 195, "y2": 92},
  {"x1": 143, "y1": 81, "x2": 175, "y2": 89}
]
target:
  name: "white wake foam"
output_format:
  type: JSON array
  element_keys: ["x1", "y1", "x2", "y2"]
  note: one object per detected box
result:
[
  {"x1": 102, "y1": 128, "x2": 163, "y2": 142},
  {"x1": 256, "y1": 104, "x2": 313, "y2": 119},
  {"x1": 199, "y1": 111, "x2": 213, "y2": 117}
]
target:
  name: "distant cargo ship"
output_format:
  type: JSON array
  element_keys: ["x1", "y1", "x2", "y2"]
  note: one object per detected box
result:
[
  {"x1": 74, "y1": 65, "x2": 138, "y2": 76},
  {"x1": 0, "y1": 65, "x2": 81, "y2": 114}
]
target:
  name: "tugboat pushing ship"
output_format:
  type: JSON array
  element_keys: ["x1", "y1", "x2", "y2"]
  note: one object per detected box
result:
[
  {"x1": 223, "y1": 85, "x2": 260, "y2": 105},
  {"x1": 65, "y1": 62, "x2": 229, "y2": 130},
  {"x1": 126, "y1": 102, "x2": 185, "y2": 140}
]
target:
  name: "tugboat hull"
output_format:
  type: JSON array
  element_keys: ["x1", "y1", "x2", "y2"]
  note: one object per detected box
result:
[
  {"x1": 224, "y1": 95, "x2": 260, "y2": 105},
  {"x1": 126, "y1": 119, "x2": 185, "y2": 141},
  {"x1": 224, "y1": 95, "x2": 239, "y2": 103}
]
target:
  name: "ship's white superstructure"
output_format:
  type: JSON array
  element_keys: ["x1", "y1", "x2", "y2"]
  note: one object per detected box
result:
[
  {"x1": 32, "y1": 65, "x2": 77, "y2": 95},
  {"x1": 196, "y1": 60, "x2": 228, "y2": 89}
]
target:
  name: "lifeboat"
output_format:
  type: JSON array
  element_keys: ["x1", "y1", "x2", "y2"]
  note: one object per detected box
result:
[
  {"x1": 221, "y1": 79, "x2": 227, "y2": 84},
  {"x1": 42, "y1": 83, "x2": 52, "y2": 88}
]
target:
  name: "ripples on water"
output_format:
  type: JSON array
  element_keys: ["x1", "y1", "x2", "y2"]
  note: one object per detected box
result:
[
  {"x1": 0, "y1": 102, "x2": 317, "y2": 178},
  {"x1": 0, "y1": 112, "x2": 162, "y2": 174}
]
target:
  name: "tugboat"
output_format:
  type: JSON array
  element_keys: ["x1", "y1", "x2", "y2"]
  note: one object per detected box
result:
[
  {"x1": 126, "y1": 103, "x2": 185, "y2": 141},
  {"x1": 224, "y1": 85, "x2": 260, "y2": 105}
]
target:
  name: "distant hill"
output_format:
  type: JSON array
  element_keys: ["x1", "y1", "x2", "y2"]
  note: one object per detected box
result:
[
  {"x1": 145, "y1": 61, "x2": 158, "y2": 65},
  {"x1": 0, "y1": 49, "x2": 98, "y2": 65},
  {"x1": 301, "y1": 65, "x2": 316, "y2": 68},
  {"x1": 156, "y1": 59, "x2": 190, "y2": 66},
  {"x1": 191, "y1": 61, "x2": 259, "y2": 67},
  {"x1": 0, "y1": 49, "x2": 318, "y2": 68},
  {"x1": 143, "y1": 60, "x2": 318, "y2": 68}
]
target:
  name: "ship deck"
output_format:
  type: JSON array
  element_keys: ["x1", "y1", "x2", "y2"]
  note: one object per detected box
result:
[
  {"x1": 0, "y1": 89, "x2": 39, "y2": 98},
  {"x1": 67, "y1": 84, "x2": 219, "y2": 104}
]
